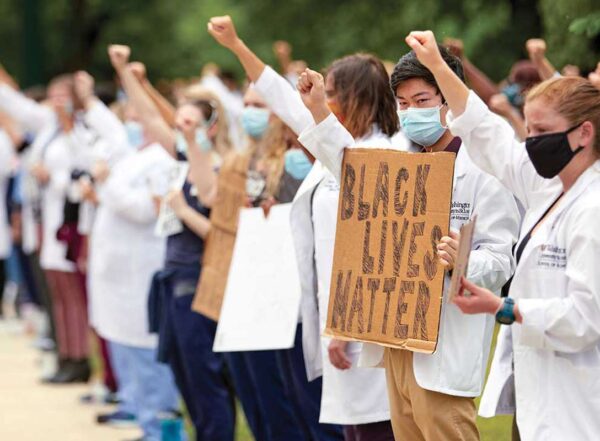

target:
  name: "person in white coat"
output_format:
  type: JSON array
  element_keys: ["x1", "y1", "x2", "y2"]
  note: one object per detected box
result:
[
  {"x1": 81, "y1": 91, "x2": 181, "y2": 440},
  {"x1": 293, "y1": 43, "x2": 520, "y2": 441},
  {"x1": 0, "y1": 74, "x2": 93, "y2": 383},
  {"x1": 208, "y1": 15, "x2": 398, "y2": 441},
  {"x1": 404, "y1": 30, "x2": 600, "y2": 441}
]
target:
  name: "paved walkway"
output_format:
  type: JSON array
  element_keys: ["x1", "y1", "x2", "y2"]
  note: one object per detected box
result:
[{"x1": 0, "y1": 319, "x2": 142, "y2": 441}]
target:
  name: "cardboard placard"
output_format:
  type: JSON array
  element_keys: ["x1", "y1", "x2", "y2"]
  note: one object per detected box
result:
[
  {"x1": 213, "y1": 204, "x2": 301, "y2": 352},
  {"x1": 192, "y1": 156, "x2": 248, "y2": 320},
  {"x1": 324, "y1": 149, "x2": 455, "y2": 353},
  {"x1": 447, "y1": 216, "x2": 477, "y2": 301}
]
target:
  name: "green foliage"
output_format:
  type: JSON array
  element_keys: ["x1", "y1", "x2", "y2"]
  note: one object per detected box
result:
[{"x1": 0, "y1": 0, "x2": 598, "y2": 87}]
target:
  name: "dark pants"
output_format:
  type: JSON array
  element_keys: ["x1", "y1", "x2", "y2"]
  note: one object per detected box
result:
[
  {"x1": 344, "y1": 421, "x2": 395, "y2": 441},
  {"x1": 159, "y1": 272, "x2": 235, "y2": 441},
  {"x1": 225, "y1": 349, "x2": 305, "y2": 441},
  {"x1": 0, "y1": 259, "x2": 4, "y2": 316},
  {"x1": 276, "y1": 324, "x2": 344, "y2": 441}
]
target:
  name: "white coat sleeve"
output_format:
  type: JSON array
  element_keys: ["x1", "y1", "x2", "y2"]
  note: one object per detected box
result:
[
  {"x1": 447, "y1": 91, "x2": 545, "y2": 210},
  {"x1": 253, "y1": 66, "x2": 316, "y2": 136},
  {"x1": 297, "y1": 113, "x2": 355, "y2": 183},
  {"x1": 84, "y1": 101, "x2": 128, "y2": 153},
  {"x1": 0, "y1": 131, "x2": 14, "y2": 178},
  {"x1": 0, "y1": 84, "x2": 53, "y2": 134},
  {"x1": 518, "y1": 203, "x2": 600, "y2": 353},
  {"x1": 466, "y1": 173, "x2": 520, "y2": 292},
  {"x1": 98, "y1": 177, "x2": 157, "y2": 224}
]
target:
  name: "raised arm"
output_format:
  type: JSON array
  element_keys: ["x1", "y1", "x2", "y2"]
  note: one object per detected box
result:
[
  {"x1": 129, "y1": 62, "x2": 177, "y2": 128},
  {"x1": 406, "y1": 31, "x2": 547, "y2": 208},
  {"x1": 0, "y1": 84, "x2": 53, "y2": 134},
  {"x1": 108, "y1": 45, "x2": 176, "y2": 155},
  {"x1": 207, "y1": 15, "x2": 314, "y2": 135},
  {"x1": 526, "y1": 38, "x2": 557, "y2": 81},
  {"x1": 488, "y1": 93, "x2": 528, "y2": 141},
  {"x1": 181, "y1": 127, "x2": 218, "y2": 208},
  {"x1": 74, "y1": 71, "x2": 128, "y2": 152}
]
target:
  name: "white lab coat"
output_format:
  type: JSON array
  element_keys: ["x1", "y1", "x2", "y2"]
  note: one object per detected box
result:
[
  {"x1": 255, "y1": 66, "x2": 391, "y2": 424},
  {"x1": 0, "y1": 130, "x2": 14, "y2": 259},
  {"x1": 449, "y1": 91, "x2": 600, "y2": 441},
  {"x1": 89, "y1": 143, "x2": 174, "y2": 348}
]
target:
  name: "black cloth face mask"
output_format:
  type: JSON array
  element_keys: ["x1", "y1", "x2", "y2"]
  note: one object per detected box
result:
[{"x1": 525, "y1": 123, "x2": 584, "y2": 179}]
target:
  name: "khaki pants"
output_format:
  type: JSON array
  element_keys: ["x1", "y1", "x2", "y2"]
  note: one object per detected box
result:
[{"x1": 384, "y1": 348, "x2": 480, "y2": 441}]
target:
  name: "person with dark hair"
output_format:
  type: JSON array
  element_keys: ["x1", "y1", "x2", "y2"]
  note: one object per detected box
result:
[
  {"x1": 208, "y1": 14, "x2": 397, "y2": 441},
  {"x1": 293, "y1": 39, "x2": 521, "y2": 441}
]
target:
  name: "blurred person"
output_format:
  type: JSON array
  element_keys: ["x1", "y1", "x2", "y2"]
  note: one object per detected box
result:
[
  {"x1": 0, "y1": 71, "x2": 93, "y2": 383},
  {"x1": 407, "y1": 29, "x2": 600, "y2": 441},
  {"x1": 109, "y1": 46, "x2": 235, "y2": 441},
  {"x1": 82, "y1": 59, "x2": 182, "y2": 441}
]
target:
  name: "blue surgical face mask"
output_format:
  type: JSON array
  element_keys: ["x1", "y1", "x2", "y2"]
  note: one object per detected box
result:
[
  {"x1": 242, "y1": 106, "x2": 270, "y2": 139},
  {"x1": 398, "y1": 105, "x2": 447, "y2": 147},
  {"x1": 284, "y1": 149, "x2": 312, "y2": 180},
  {"x1": 176, "y1": 128, "x2": 213, "y2": 154},
  {"x1": 124, "y1": 121, "x2": 144, "y2": 149}
]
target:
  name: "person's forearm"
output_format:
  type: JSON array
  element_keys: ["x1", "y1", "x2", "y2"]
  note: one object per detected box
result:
[
  {"x1": 116, "y1": 65, "x2": 175, "y2": 153},
  {"x1": 179, "y1": 206, "x2": 211, "y2": 238},
  {"x1": 230, "y1": 39, "x2": 266, "y2": 83},
  {"x1": 141, "y1": 79, "x2": 176, "y2": 128},
  {"x1": 430, "y1": 61, "x2": 470, "y2": 118},
  {"x1": 462, "y1": 58, "x2": 499, "y2": 104},
  {"x1": 533, "y1": 57, "x2": 557, "y2": 81},
  {"x1": 186, "y1": 145, "x2": 217, "y2": 208},
  {"x1": 0, "y1": 64, "x2": 19, "y2": 90}
]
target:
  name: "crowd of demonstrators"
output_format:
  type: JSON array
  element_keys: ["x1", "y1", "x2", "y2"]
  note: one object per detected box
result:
[{"x1": 1, "y1": 13, "x2": 599, "y2": 441}]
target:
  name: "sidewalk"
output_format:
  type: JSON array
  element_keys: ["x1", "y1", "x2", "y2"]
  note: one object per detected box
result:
[{"x1": 0, "y1": 320, "x2": 142, "y2": 441}]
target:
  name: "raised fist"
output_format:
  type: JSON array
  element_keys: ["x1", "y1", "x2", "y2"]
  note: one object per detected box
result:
[
  {"x1": 526, "y1": 39, "x2": 546, "y2": 63},
  {"x1": 273, "y1": 40, "x2": 292, "y2": 58},
  {"x1": 128, "y1": 62, "x2": 147, "y2": 82},
  {"x1": 444, "y1": 37, "x2": 464, "y2": 59},
  {"x1": 405, "y1": 30, "x2": 443, "y2": 72},
  {"x1": 108, "y1": 44, "x2": 131, "y2": 70},
  {"x1": 489, "y1": 93, "x2": 514, "y2": 117},
  {"x1": 297, "y1": 68, "x2": 326, "y2": 114},
  {"x1": 207, "y1": 16, "x2": 241, "y2": 50}
]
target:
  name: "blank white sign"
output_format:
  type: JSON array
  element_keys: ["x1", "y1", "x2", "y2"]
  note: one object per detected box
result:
[{"x1": 213, "y1": 203, "x2": 301, "y2": 352}]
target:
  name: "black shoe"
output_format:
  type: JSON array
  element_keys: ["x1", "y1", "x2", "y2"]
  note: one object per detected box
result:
[
  {"x1": 47, "y1": 359, "x2": 91, "y2": 384},
  {"x1": 41, "y1": 358, "x2": 70, "y2": 384}
]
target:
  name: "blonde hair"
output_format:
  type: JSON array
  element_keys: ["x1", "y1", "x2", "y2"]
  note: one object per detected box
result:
[
  {"x1": 183, "y1": 85, "x2": 232, "y2": 158},
  {"x1": 526, "y1": 76, "x2": 600, "y2": 155}
]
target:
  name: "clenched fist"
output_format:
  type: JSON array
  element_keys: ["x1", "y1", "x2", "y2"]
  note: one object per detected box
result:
[{"x1": 108, "y1": 44, "x2": 131, "y2": 71}]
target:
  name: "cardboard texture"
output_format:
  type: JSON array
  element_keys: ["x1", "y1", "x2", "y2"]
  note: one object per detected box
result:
[
  {"x1": 324, "y1": 149, "x2": 455, "y2": 353},
  {"x1": 192, "y1": 155, "x2": 248, "y2": 320},
  {"x1": 447, "y1": 216, "x2": 478, "y2": 302},
  {"x1": 213, "y1": 204, "x2": 301, "y2": 352}
]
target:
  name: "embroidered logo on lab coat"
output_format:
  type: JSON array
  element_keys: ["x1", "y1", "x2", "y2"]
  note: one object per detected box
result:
[
  {"x1": 451, "y1": 201, "x2": 471, "y2": 222},
  {"x1": 537, "y1": 245, "x2": 567, "y2": 269}
]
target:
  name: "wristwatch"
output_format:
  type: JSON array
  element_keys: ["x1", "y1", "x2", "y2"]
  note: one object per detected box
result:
[{"x1": 495, "y1": 298, "x2": 516, "y2": 325}]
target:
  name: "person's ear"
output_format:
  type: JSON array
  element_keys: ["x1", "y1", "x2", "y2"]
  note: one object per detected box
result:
[{"x1": 579, "y1": 121, "x2": 595, "y2": 149}]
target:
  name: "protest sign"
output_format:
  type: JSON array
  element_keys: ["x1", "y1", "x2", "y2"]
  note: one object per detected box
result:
[
  {"x1": 213, "y1": 204, "x2": 301, "y2": 351},
  {"x1": 154, "y1": 161, "x2": 190, "y2": 237},
  {"x1": 447, "y1": 216, "x2": 477, "y2": 301},
  {"x1": 324, "y1": 149, "x2": 455, "y2": 353},
  {"x1": 192, "y1": 155, "x2": 248, "y2": 320}
]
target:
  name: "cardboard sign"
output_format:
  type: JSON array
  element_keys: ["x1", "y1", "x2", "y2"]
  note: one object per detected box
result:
[
  {"x1": 213, "y1": 204, "x2": 301, "y2": 351},
  {"x1": 447, "y1": 216, "x2": 477, "y2": 301},
  {"x1": 155, "y1": 162, "x2": 190, "y2": 237},
  {"x1": 192, "y1": 155, "x2": 248, "y2": 321},
  {"x1": 324, "y1": 149, "x2": 455, "y2": 353}
]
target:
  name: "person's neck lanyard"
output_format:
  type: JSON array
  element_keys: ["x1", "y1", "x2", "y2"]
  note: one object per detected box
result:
[{"x1": 502, "y1": 193, "x2": 564, "y2": 297}]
